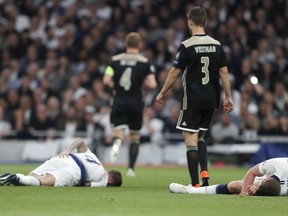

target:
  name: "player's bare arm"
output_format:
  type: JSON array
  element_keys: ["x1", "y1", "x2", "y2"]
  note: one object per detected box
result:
[
  {"x1": 103, "y1": 65, "x2": 115, "y2": 89},
  {"x1": 144, "y1": 74, "x2": 157, "y2": 90},
  {"x1": 219, "y1": 66, "x2": 234, "y2": 113},
  {"x1": 103, "y1": 73, "x2": 114, "y2": 89},
  {"x1": 240, "y1": 164, "x2": 261, "y2": 196},
  {"x1": 156, "y1": 67, "x2": 181, "y2": 104},
  {"x1": 57, "y1": 137, "x2": 88, "y2": 157}
]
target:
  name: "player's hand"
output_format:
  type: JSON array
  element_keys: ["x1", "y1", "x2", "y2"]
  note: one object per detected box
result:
[
  {"x1": 223, "y1": 98, "x2": 234, "y2": 113},
  {"x1": 239, "y1": 191, "x2": 249, "y2": 196},
  {"x1": 246, "y1": 185, "x2": 258, "y2": 196},
  {"x1": 56, "y1": 150, "x2": 70, "y2": 158},
  {"x1": 156, "y1": 92, "x2": 165, "y2": 104}
]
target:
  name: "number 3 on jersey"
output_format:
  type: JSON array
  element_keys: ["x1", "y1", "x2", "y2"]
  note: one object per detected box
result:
[
  {"x1": 201, "y1": 57, "x2": 210, "y2": 85},
  {"x1": 120, "y1": 67, "x2": 132, "y2": 91}
]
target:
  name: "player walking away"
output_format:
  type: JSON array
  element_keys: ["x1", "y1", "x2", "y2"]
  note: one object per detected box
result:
[
  {"x1": 156, "y1": 7, "x2": 234, "y2": 187},
  {"x1": 169, "y1": 157, "x2": 288, "y2": 196},
  {"x1": 0, "y1": 137, "x2": 122, "y2": 187},
  {"x1": 103, "y1": 32, "x2": 157, "y2": 177}
]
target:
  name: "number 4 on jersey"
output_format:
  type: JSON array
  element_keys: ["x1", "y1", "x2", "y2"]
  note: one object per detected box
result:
[{"x1": 119, "y1": 67, "x2": 132, "y2": 91}]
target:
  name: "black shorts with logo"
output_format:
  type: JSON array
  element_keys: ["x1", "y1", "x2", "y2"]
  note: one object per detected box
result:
[{"x1": 176, "y1": 107, "x2": 215, "y2": 132}]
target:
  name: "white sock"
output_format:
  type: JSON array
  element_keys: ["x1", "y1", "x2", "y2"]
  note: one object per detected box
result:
[
  {"x1": 205, "y1": 185, "x2": 218, "y2": 194},
  {"x1": 113, "y1": 138, "x2": 122, "y2": 147},
  {"x1": 16, "y1": 174, "x2": 41, "y2": 186},
  {"x1": 188, "y1": 185, "x2": 218, "y2": 194}
]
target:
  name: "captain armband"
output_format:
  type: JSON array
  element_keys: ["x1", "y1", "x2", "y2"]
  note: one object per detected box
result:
[{"x1": 105, "y1": 66, "x2": 114, "y2": 76}]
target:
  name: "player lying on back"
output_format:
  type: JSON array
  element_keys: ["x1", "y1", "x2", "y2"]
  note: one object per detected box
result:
[
  {"x1": 0, "y1": 137, "x2": 122, "y2": 187},
  {"x1": 169, "y1": 157, "x2": 288, "y2": 196}
]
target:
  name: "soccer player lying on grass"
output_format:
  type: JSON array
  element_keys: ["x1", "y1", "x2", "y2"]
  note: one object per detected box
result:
[
  {"x1": 169, "y1": 157, "x2": 288, "y2": 196},
  {"x1": 0, "y1": 137, "x2": 122, "y2": 187}
]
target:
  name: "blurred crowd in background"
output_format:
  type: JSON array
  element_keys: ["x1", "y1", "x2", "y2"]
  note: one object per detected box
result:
[{"x1": 0, "y1": 0, "x2": 288, "y2": 146}]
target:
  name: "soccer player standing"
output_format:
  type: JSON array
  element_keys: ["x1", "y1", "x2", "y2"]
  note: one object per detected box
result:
[
  {"x1": 156, "y1": 7, "x2": 234, "y2": 187},
  {"x1": 103, "y1": 32, "x2": 157, "y2": 176}
]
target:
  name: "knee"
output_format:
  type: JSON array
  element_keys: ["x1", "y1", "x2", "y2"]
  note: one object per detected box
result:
[{"x1": 228, "y1": 181, "x2": 242, "y2": 194}]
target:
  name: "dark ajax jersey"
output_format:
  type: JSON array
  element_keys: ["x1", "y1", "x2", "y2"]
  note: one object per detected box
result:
[
  {"x1": 108, "y1": 52, "x2": 155, "y2": 100},
  {"x1": 173, "y1": 34, "x2": 227, "y2": 110}
]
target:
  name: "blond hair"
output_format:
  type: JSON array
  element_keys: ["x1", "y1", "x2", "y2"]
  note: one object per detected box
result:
[{"x1": 125, "y1": 32, "x2": 141, "y2": 48}]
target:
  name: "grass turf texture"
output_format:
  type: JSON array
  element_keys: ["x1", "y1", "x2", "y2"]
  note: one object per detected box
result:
[{"x1": 0, "y1": 164, "x2": 287, "y2": 216}]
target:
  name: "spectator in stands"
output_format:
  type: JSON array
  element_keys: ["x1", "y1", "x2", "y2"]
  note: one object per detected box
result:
[
  {"x1": 140, "y1": 106, "x2": 164, "y2": 144},
  {"x1": 93, "y1": 100, "x2": 112, "y2": 146},
  {"x1": 239, "y1": 113, "x2": 260, "y2": 143},
  {"x1": 82, "y1": 105, "x2": 105, "y2": 152},
  {"x1": 210, "y1": 113, "x2": 239, "y2": 144},
  {"x1": 20, "y1": 46, "x2": 43, "y2": 70},
  {"x1": 222, "y1": 74, "x2": 241, "y2": 123},
  {"x1": 17, "y1": 75, "x2": 33, "y2": 98},
  {"x1": 152, "y1": 38, "x2": 172, "y2": 70},
  {"x1": 46, "y1": 96, "x2": 63, "y2": 124},
  {"x1": 14, "y1": 95, "x2": 33, "y2": 139},
  {"x1": 52, "y1": 56, "x2": 73, "y2": 93},
  {"x1": 73, "y1": 96, "x2": 86, "y2": 121},
  {"x1": 0, "y1": 78, "x2": 7, "y2": 99},
  {"x1": 25, "y1": 63, "x2": 41, "y2": 91},
  {"x1": 273, "y1": 81, "x2": 288, "y2": 115},
  {"x1": 5, "y1": 89, "x2": 20, "y2": 122},
  {"x1": 274, "y1": 46, "x2": 288, "y2": 79},
  {"x1": 56, "y1": 105, "x2": 85, "y2": 139},
  {"x1": 0, "y1": 105, "x2": 12, "y2": 139},
  {"x1": 258, "y1": 61, "x2": 277, "y2": 92},
  {"x1": 162, "y1": 106, "x2": 183, "y2": 145},
  {"x1": 29, "y1": 103, "x2": 56, "y2": 140}
]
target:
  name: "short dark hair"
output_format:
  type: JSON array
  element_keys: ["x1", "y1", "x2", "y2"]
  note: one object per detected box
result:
[
  {"x1": 107, "y1": 170, "x2": 122, "y2": 187},
  {"x1": 125, "y1": 32, "x2": 141, "y2": 48},
  {"x1": 254, "y1": 178, "x2": 280, "y2": 196},
  {"x1": 187, "y1": 6, "x2": 207, "y2": 27}
]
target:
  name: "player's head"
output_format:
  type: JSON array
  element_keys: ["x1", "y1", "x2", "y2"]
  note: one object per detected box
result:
[
  {"x1": 254, "y1": 177, "x2": 280, "y2": 196},
  {"x1": 107, "y1": 170, "x2": 122, "y2": 187},
  {"x1": 125, "y1": 32, "x2": 142, "y2": 49},
  {"x1": 187, "y1": 6, "x2": 207, "y2": 27}
]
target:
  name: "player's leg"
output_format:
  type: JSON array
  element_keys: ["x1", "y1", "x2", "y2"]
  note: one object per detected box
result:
[
  {"x1": 110, "y1": 104, "x2": 127, "y2": 162},
  {"x1": 126, "y1": 100, "x2": 144, "y2": 176},
  {"x1": 198, "y1": 109, "x2": 214, "y2": 186},
  {"x1": 110, "y1": 127, "x2": 126, "y2": 162},
  {"x1": 169, "y1": 182, "x2": 218, "y2": 194},
  {"x1": 14, "y1": 173, "x2": 53, "y2": 186},
  {"x1": 0, "y1": 172, "x2": 45, "y2": 186},
  {"x1": 177, "y1": 109, "x2": 201, "y2": 186},
  {"x1": 183, "y1": 131, "x2": 200, "y2": 186},
  {"x1": 226, "y1": 180, "x2": 243, "y2": 194},
  {"x1": 127, "y1": 131, "x2": 141, "y2": 176},
  {"x1": 198, "y1": 132, "x2": 209, "y2": 186},
  {"x1": 169, "y1": 181, "x2": 241, "y2": 194}
]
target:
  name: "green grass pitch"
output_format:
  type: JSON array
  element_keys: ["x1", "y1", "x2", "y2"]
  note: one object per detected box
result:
[{"x1": 0, "y1": 164, "x2": 287, "y2": 216}]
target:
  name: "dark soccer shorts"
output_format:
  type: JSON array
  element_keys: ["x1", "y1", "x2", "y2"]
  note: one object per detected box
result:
[
  {"x1": 110, "y1": 99, "x2": 144, "y2": 131},
  {"x1": 176, "y1": 108, "x2": 215, "y2": 132}
]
